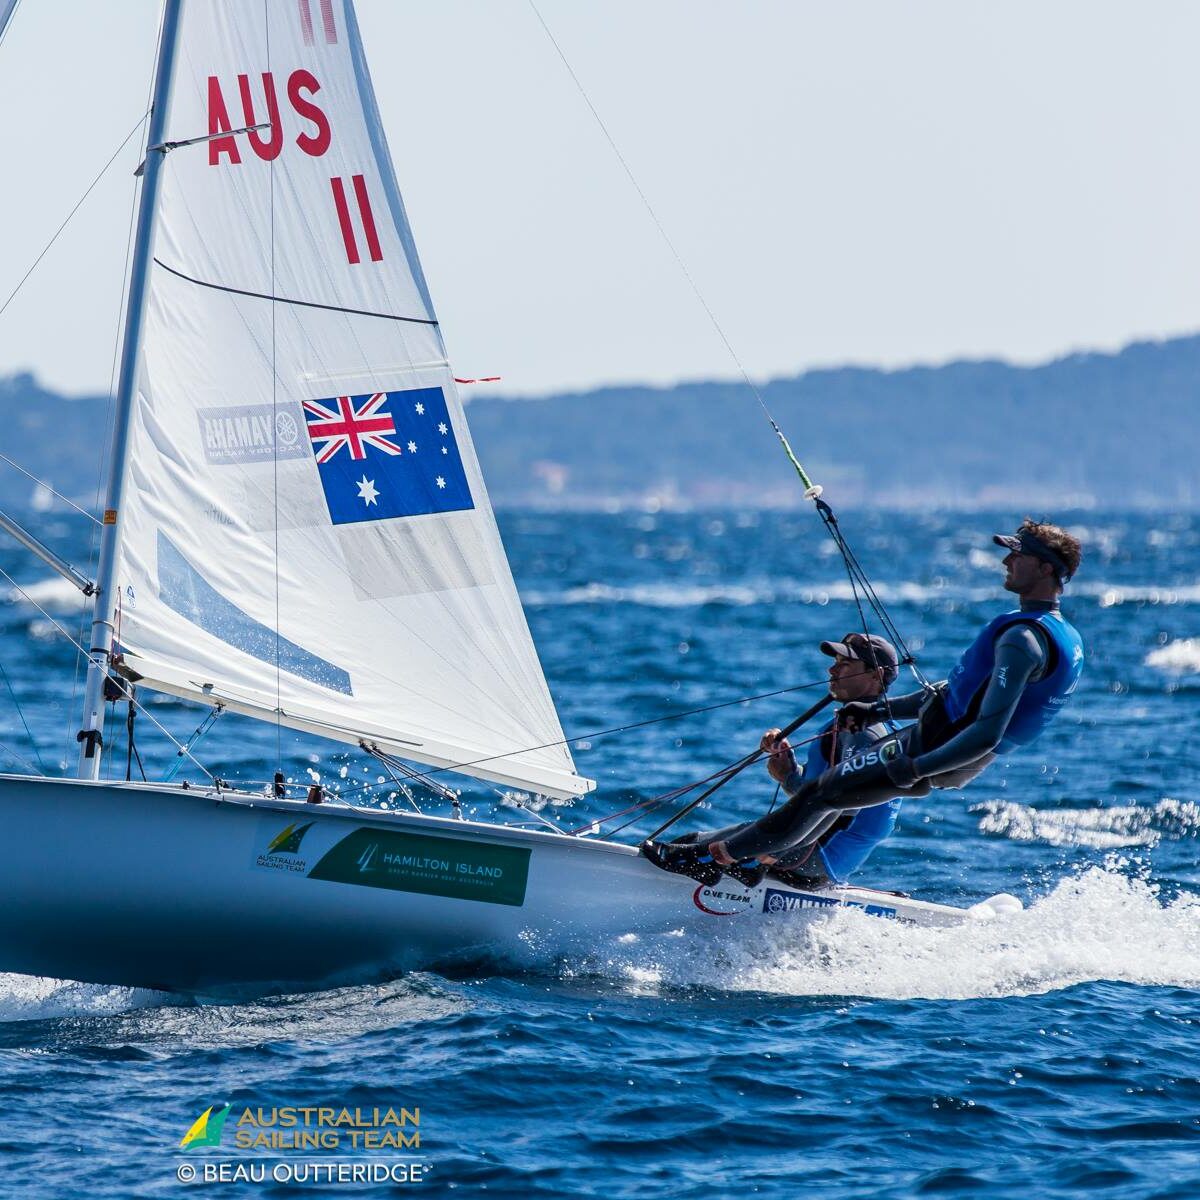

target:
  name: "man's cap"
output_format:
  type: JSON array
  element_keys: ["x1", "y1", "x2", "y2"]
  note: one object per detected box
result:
[
  {"x1": 819, "y1": 632, "x2": 900, "y2": 687},
  {"x1": 993, "y1": 528, "x2": 1074, "y2": 582}
]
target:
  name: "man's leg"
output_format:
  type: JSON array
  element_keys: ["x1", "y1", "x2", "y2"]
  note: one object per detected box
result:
[{"x1": 719, "y1": 761, "x2": 906, "y2": 862}]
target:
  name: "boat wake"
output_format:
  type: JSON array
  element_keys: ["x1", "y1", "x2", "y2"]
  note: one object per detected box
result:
[
  {"x1": 971, "y1": 797, "x2": 1200, "y2": 848},
  {"x1": 0, "y1": 975, "x2": 468, "y2": 1048},
  {"x1": 0, "y1": 869, "x2": 1195, "y2": 1022},
  {"x1": 0, "y1": 974, "x2": 166, "y2": 1023},
  {"x1": 556, "y1": 866, "x2": 1200, "y2": 1002}
]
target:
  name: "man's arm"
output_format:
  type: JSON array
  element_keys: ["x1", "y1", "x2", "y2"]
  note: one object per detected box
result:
[
  {"x1": 843, "y1": 686, "x2": 941, "y2": 722},
  {"x1": 910, "y1": 626, "x2": 1046, "y2": 778}
]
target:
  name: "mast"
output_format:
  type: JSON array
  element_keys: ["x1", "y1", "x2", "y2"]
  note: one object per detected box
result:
[{"x1": 75, "y1": 0, "x2": 184, "y2": 778}]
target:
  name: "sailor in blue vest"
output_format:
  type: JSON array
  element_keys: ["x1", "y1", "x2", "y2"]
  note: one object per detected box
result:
[
  {"x1": 645, "y1": 519, "x2": 1084, "y2": 884},
  {"x1": 645, "y1": 633, "x2": 918, "y2": 888}
]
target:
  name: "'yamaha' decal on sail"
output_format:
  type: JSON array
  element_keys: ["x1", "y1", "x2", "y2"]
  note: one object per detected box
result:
[
  {"x1": 761, "y1": 888, "x2": 898, "y2": 919},
  {"x1": 304, "y1": 387, "x2": 474, "y2": 525},
  {"x1": 308, "y1": 828, "x2": 529, "y2": 906},
  {"x1": 198, "y1": 403, "x2": 309, "y2": 465}
]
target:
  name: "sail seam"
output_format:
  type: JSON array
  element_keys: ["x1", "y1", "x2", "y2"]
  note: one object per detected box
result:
[{"x1": 152, "y1": 258, "x2": 439, "y2": 325}]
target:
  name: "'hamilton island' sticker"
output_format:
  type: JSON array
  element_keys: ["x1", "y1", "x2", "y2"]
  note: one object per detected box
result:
[
  {"x1": 761, "y1": 887, "x2": 897, "y2": 919},
  {"x1": 307, "y1": 829, "x2": 530, "y2": 907}
]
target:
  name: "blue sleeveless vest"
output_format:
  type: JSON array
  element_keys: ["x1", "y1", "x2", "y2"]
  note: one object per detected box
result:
[{"x1": 943, "y1": 608, "x2": 1084, "y2": 751}]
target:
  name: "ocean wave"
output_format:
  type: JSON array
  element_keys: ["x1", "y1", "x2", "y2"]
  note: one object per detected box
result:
[
  {"x1": 564, "y1": 866, "x2": 1200, "y2": 1001},
  {"x1": 522, "y1": 579, "x2": 996, "y2": 609},
  {"x1": 521, "y1": 577, "x2": 1200, "y2": 609},
  {"x1": 1, "y1": 576, "x2": 89, "y2": 611},
  {"x1": 0, "y1": 974, "x2": 164, "y2": 1023},
  {"x1": 1145, "y1": 638, "x2": 1200, "y2": 674},
  {"x1": 6, "y1": 570, "x2": 1197, "y2": 616},
  {"x1": 0, "y1": 975, "x2": 468, "y2": 1047},
  {"x1": 970, "y1": 798, "x2": 1200, "y2": 849}
]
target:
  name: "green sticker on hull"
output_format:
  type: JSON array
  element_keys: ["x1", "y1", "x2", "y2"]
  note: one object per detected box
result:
[{"x1": 307, "y1": 828, "x2": 530, "y2": 907}]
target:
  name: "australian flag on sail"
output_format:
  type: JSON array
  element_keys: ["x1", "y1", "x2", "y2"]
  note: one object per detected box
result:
[{"x1": 303, "y1": 387, "x2": 474, "y2": 526}]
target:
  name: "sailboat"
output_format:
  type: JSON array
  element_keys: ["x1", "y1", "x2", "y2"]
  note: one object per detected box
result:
[{"x1": 0, "y1": 0, "x2": 1019, "y2": 997}]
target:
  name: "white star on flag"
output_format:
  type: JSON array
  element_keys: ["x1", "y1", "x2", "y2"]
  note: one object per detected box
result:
[
  {"x1": 438, "y1": 422, "x2": 448, "y2": 434},
  {"x1": 415, "y1": 402, "x2": 425, "y2": 415},
  {"x1": 441, "y1": 447, "x2": 448, "y2": 454},
  {"x1": 407, "y1": 441, "x2": 417, "y2": 453},
  {"x1": 356, "y1": 476, "x2": 379, "y2": 506},
  {"x1": 435, "y1": 476, "x2": 446, "y2": 489}
]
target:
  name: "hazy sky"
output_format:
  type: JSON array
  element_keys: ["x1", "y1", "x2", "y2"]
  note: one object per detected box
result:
[{"x1": 1, "y1": 1, "x2": 1198, "y2": 397}]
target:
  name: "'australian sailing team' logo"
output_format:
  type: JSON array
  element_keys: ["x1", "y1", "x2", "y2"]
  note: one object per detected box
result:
[{"x1": 256, "y1": 822, "x2": 314, "y2": 873}]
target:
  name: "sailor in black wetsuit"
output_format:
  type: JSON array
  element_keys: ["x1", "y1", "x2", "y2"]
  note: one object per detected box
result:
[
  {"x1": 657, "y1": 633, "x2": 910, "y2": 889},
  {"x1": 644, "y1": 519, "x2": 1084, "y2": 884}
]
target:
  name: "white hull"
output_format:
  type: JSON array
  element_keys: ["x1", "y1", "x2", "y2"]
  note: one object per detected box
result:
[{"x1": 0, "y1": 774, "x2": 1016, "y2": 997}]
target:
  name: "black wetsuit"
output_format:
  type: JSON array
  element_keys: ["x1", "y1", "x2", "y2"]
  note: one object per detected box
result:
[
  {"x1": 678, "y1": 711, "x2": 901, "y2": 886},
  {"x1": 721, "y1": 599, "x2": 1067, "y2": 863}
]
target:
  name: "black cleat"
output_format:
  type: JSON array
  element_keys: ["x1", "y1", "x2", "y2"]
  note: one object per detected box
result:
[
  {"x1": 723, "y1": 861, "x2": 767, "y2": 888},
  {"x1": 640, "y1": 839, "x2": 723, "y2": 886}
]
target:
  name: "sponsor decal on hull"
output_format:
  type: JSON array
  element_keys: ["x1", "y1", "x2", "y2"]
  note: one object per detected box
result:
[
  {"x1": 308, "y1": 828, "x2": 530, "y2": 907},
  {"x1": 761, "y1": 887, "x2": 898, "y2": 919},
  {"x1": 255, "y1": 821, "x2": 314, "y2": 873},
  {"x1": 692, "y1": 883, "x2": 754, "y2": 916}
]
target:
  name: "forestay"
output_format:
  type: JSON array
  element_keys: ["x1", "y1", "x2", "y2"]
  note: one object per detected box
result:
[{"x1": 114, "y1": 0, "x2": 591, "y2": 798}]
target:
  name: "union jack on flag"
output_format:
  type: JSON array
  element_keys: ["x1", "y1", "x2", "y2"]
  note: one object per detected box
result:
[
  {"x1": 303, "y1": 387, "x2": 474, "y2": 526},
  {"x1": 303, "y1": 393, "x2": 402, "y2": 464}
]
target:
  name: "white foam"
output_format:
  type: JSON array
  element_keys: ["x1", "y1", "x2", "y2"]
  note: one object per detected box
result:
[
  {"x1": 0, "y1": 973, "x2": 164, "y2": 1022},
  {"x1": 1145, "y1": 638, "x2": 1200, "y2": 674},
  {"x1": 0, "y1": 974, "x2": 467, "y2": 1043},
  {"x1": 971, "y1": 798, "x2": 1200, "y2": 849},
  {"x1": 562, "y1": 867, "x2": 1200, "y2": 1002},
  {"x1": 521, "y1": 579, "x2": 993, "y2": 609},
  {"x1": 2, "y1": 576, "x2": 89, "y2": 611},
  {"x1": 520, "y1": 578, "x2": 1200, "y2": 609}
]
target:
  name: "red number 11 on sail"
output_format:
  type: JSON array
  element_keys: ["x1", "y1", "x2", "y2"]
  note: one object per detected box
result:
[{"x1": 331, "y1": 174, "x2": 383, "y2": 264}]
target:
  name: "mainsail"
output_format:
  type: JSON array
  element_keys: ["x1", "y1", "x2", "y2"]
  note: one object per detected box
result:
[{"x1": 112, "y1": 0, "x2": 591, "y2": 798}]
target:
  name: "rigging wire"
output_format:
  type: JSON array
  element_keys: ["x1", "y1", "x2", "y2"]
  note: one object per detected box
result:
[
  {"x1": 0, "y1": 110, "x2": 151, "y2": 321},
  {"x1": 0, "y1": 455, "x2": 101, "y2": 526},
  {"x1": 162, "y1": 706, "x2": 224, "y2": 783},
  {"x1": 587, "y1": 721, "x2": 832, "y2": 839},
  {"x1": 0, "y1": 659, "x2": 47, "y2": 773},
  {"x1": 0, "y1": 735, "x2": 41, "y2": 777},
  {"x1": 527, "y1": 2, "x2": 923, "y2": 678},
  {"x1": 0, "y1": 564, "x2": 216, "y2": 781},
  {"x1": 328, "y1": 670, "x2": 860, "y2": 806}
]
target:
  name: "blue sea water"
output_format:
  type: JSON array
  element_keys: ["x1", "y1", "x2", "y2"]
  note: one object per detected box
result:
[{"x1": 0, "y1": 508, "x2": 1198, "y2": 1199}]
